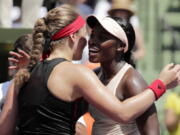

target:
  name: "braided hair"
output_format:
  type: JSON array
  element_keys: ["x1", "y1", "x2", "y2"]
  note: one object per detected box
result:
[{"x1": 14, "y1": 4, "x2": 79, "y2": 87}]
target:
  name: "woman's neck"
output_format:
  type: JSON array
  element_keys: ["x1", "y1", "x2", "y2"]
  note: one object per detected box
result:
[
  {"x1": 47, "y1": 48, "x2": 73, "y2": 61},
  {"x1": 101, "y1": 60, "x2": 126, "y2": 79}
]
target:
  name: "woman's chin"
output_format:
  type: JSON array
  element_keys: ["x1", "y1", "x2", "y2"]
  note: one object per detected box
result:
[
  {"x1": 73, "y1": 56, "x2": 82, "y2": 61},
  {"x1": 89, "y1": 57, "x2": 99, "y2": 63}
]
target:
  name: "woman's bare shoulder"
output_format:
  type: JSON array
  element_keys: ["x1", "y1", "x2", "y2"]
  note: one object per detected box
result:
[
  {"x1": 125, "y1": 68, "x2": 142, "y2": 80},
  {"x1": 122, "y1": 68, "x2": 148, "y2": 96},
  {"x1": 53, "y1": 62, "x2": 96, "y2": 81}
]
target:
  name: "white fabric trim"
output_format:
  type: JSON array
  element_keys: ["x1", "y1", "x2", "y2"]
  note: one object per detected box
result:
[
  {"x1": 77, "y1": 116, "x2": 87, "y2": 127},
  {"x1": 0, "y1": 80, "x2": 11, "y2": 112}
]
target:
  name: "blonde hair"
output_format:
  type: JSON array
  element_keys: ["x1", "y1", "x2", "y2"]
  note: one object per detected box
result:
[{"x1": 15, "y1": 4, "x2": 80, "y2": 87}]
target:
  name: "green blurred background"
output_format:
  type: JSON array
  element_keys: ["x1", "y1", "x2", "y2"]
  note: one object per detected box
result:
[
  {"x1": 0, "y1": 0, "x2": 180, "y2": 134},
  {"x1": 136, "y1": 0, "x2": 180, "y2": 134}
]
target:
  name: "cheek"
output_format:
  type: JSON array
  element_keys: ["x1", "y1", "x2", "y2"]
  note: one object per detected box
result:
[
  {"x1": 89, "y1": 49, "x2": 115, "y2": 63},
  {"x1": 73, "y1": 37, "x2": 87, "y2": 60},
  {"x1": 77, "y1": 37, "x2": 87, "y2": 54},
  {"x1": 100, "y1": 46, "x2": 116, "y2": 60},
  {"x1": 79, "y1": 37, "x2": 87, "y2": 48},
  {"x1": 89, "y1": 42, "x2": 117, "y2": 63}
]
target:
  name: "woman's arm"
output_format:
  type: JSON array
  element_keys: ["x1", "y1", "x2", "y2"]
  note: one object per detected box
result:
[
  {"x1": 74, "y1": 64, "x2": 180, "y2": 124},
  {"x1": 75, "y1": 116, "x2": 87, "y2": 135},
  {"x1": 165, "y1": 109, "x2": 180, "y2": 132},
  {"x1": 123, "y1": 69, "x2": 159, "y2": 135},
  {"x1": 136, "y1": 105, "x2": 159, "y2": 135},
  {"x1": 7, "y1": 51, "x2": 180, "y2": 124},
  {"x1": 0, "y1": 68, "x2": 29, "y2": 135},
  {"x1": 0, "y1": 80, "x2": 18, "y2": 135}
]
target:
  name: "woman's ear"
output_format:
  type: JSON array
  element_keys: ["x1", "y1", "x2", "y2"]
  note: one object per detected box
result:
[
  {"x1": 69, "y1": 34, "x2": 76, "y2": 43},
  {"x1": 116, "y1": 41, "x2": 126, "y2": 52},
  {"x1": 116, "y1": 42, "x2": 125, "y2": 62},
  {"x1": 67, "y1": 34, "x2": 76, "y2": 49}
]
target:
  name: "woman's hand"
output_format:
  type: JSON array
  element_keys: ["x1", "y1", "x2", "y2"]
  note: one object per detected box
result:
[
  {"x1": 8, "y1": 49, "x2": 30, "y2": 70},
  {"x1": 159, "y1": 63, "x2": 180, "y2": 89}
]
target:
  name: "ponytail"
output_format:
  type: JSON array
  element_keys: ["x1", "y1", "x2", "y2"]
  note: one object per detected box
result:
[
  {"x1": 112, "y1": 17, "x2": 136, "y2": 68},
  {"x1": 14, "y1": 4, "x2": 80, "y2": 88},
  {"x1": 14, "y1": 18, "x2": 47, "y2": 88}
]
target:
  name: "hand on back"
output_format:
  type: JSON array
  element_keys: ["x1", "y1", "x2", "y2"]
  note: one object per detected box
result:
[{"x1": 8, "y1": 49, "x2": 31, "y2": 70}]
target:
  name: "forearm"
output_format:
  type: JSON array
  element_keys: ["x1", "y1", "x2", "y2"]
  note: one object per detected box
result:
[
  {"x1": 165, "y1": 110, "x2": 180, "y2": 132},
  {"x1": 78, "y1": 65, "x2": 176, "y2": 124},
  {"x1": 166, "y1": 117, "x2": 180, "y2": 132},
  {"x1": 119, "y1": 89, "x2": 156, "y2": 123},
  {"x1": 0, "y1": 80, "x2": 18, "y2": 135},
  {"x1": 136, "y1": 104, "x2": 160, "y2": 135}
]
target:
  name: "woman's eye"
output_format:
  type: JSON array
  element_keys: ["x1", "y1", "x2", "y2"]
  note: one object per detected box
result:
[
  {"x1": 90, "y1": 33, "x2": 94, "y2": 39},
  {"x1": 99, "y1": 35, "x2": 108, "y2": 42}
]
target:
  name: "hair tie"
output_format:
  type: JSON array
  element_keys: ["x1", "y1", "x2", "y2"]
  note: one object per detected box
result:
[{"x1": 42, "y1": 31, "x2": 51, "y2": 60}]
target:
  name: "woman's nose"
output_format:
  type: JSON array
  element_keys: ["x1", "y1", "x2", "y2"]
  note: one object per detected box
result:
[{"x1": 88, "y1": 38, "x2": 94, "y2": 46}]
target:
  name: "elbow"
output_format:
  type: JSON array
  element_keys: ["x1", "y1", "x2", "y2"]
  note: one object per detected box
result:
[
  {"x1": 166, "y1": 124, "x2": 177, "y2": 132},
  {"x1": 121, "y1": 118, "x2": 131, "y2": 124},
  {"x1": 117, "y1": 113, "x2": 132, "y2": 124},
  {"x1": 165, "y1": 118, "x2": 179, "y2": 132},
  {"x1": 115, "y1": 107, "x2": 135, "y2": 124}
]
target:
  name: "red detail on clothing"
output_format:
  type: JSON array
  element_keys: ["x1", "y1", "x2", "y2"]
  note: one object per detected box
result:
[
  {"x1": 51, "y1": 16, "x2": 85, "y2": 41},
  {"x1": 148, "y1": 79, "x2": 166, "y2": 100},
  {"x1": 40, "y1": 51, "x2": 50, "y2": 61}
]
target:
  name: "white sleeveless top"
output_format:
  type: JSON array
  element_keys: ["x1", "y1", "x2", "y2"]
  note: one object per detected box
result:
[{"x1": 89, "y1": 63, "x2": 140, "y2": 135}]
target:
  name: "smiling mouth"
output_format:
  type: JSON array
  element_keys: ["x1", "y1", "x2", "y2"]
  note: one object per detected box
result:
[{"x1": 89, "y1": 48, "x2": 100, "y2": 53}]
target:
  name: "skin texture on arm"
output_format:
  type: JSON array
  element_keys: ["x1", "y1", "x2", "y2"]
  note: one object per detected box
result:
[
  {"x1": 47, "y1": 62, "x2": 157, "y2": 124},
  {"x1": 0, "y1": 80, "x2": 18, "y2": 135},
  {"x1": 121, "y1": 68, "x2": 160, "y2": 135},
  {"x1": 165, "y1": 106, "x2": 180, "y2": 132},
  {"x1": 69, "y1": 64, "x2": 157, "y2": 123},
  {"x1": 71, "y1": 64, "x2": 180, "y2": 124},
  {"x1": 0, "y1": 69, "x2": 29, "y2": 135},
  {"x1": 75, "y1": 116, "x2": 87, "y2": 135},
  {"x1": 75, "y1": 122, "x2": 87, "y2": 135}
]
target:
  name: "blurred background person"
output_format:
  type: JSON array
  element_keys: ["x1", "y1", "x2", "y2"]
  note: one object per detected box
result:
[
  {"x1": 0, "y1": 34, "x2": 32, "y2": 112},
  {"x1": 93, "y1": 0, "x2": 112, "y2": 17},
  {"x1": 108, "y1": 0, "x2": 145, "y2": 62},
  {"x1": 21, "y1": 0, "x2": 44, "y2": 28},
  {"x1": 164, "y1": 91, "x2": 180, "y2": 135},
  {"x1": 52, "y1": 0, "x2": 94, "y2": 18},
  {"x1": 0, "y1": 0, "x2": 44, "y2": 28},
  {"x1": 0, "y1": 0, "x2": 13, "y2": 27}
]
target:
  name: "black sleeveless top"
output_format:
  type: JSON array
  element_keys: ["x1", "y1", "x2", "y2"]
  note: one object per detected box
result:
[{"x1": 17, "y1": 58, "x2": 88, "y2": 135}]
